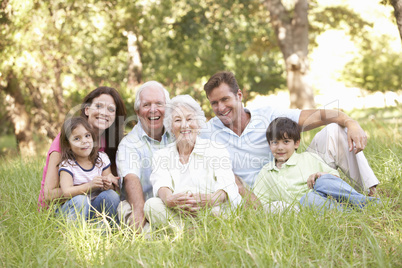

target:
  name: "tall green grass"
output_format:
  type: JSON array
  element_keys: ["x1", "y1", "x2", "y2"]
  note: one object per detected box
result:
[{"x1": 0, "y1": 108, "x2": 401, "y2": 267}]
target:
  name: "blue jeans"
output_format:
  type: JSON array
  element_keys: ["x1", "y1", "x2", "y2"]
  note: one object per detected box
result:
[
  {"x1": 60, "y1": 189, "x2": 120, "y2": 222},
  {"x1": 300, "y1": 174, "x2": 380, "y2": 212}
]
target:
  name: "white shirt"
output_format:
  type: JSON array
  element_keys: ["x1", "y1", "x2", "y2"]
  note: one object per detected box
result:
[{"x1": 150, "y1": 137, "x2": 242, "y2": 208}]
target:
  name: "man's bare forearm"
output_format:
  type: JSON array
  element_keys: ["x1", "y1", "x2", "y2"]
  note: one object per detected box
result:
[{"x1": 298, "y1": 109, "x2": 353, "y2": 131}]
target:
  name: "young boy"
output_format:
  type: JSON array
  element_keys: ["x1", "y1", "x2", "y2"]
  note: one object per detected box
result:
[{"x1": 253, "y1": 117, "x2": 379, "y2": 212}]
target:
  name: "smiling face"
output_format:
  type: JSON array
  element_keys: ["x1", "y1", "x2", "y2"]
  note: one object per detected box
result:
[
  {"x1": 171, "y1": 106, "x2": 199, "y2": 146},
  {"x1": 68, "y1": 124, "x2": 94, "y2": 161},
  {"x1": 269, "y1": 134, "x2": 300, "y2": 168},
  {"x1": 84, "y1": 94, "x2": 116, "y2": 131},
  {"x1": 207, "y1": 83, "x2": 243, "y2": 127},
  {"x1": 137, "y1": 86, "x2": 166, "y2": 140}
]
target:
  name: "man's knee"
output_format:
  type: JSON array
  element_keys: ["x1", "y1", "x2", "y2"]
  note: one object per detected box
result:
[
  {"x1": 144, "y1": 198, "x2": 165, "y2": 213},
  {"x1": 314, "y1": 174, "x2": 339, "y2": 190},
  {"x1": 144, "y1": 198, "x2": 169, "y2": 226}
]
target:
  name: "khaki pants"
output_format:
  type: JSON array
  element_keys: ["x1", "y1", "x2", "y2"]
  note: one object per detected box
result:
[
  {"x1": 117, "y1": 200, "x2": 150, "y2": 233},
  {"x1": 307, "y1": 123, "x2": 379, "y2": 192}
]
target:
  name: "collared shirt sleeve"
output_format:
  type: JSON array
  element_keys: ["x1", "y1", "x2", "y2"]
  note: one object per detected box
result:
[
  {"x1": 308, "y1": 152, "x2": 340, "y2": 177},
  {"x1": 209, "y1": 145, "x2": 242, "y2": 207},
  {"x1": 116, "y1": 136, "x2": 142, "y2": 179},
  {"x1": 150, "y1": 150, "x2": 174, "y2": 197},
  {"x1": 253, "y1": 165, "x2": 291, "y2": 204}
]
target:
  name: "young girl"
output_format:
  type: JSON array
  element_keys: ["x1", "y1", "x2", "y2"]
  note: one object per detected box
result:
[{"x1": 58, "y1": 116, "x2": 120, "y2": 222}]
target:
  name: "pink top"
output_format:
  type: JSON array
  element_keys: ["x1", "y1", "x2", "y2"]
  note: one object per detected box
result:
[{"x1": 38, "y1": 133, "x2": 105, "y2": 209}]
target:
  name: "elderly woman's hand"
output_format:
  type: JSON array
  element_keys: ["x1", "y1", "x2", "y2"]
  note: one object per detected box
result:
[
  {"x1": 193, "y1": 190, "x2": 228, "y2": 208},
  {"x1": 167, "y1": 193, "x2": 201, "y2": 214},
  {"x1": 159, "y1": 188, "x2": 198, "y2": 214}
]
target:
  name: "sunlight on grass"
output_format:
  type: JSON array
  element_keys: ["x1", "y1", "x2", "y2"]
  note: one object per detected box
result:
[{"x1": 0, "y1": 107, "x2": 401, "y2": 266}]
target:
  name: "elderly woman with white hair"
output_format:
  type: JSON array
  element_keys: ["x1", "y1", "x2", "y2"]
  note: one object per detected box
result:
[{"x1": 144, "y1": 95, "x2": 241, "y2": 228}]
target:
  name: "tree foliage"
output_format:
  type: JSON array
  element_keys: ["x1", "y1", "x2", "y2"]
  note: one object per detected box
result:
[
  {"x1": 342, "y1": 35, "x2": 402, "y2": 93},
  {"x1": 0, "y1": 0, "x2": 390, "y2": 155}
]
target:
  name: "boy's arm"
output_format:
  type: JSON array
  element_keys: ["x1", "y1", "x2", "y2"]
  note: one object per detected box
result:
[
  {"x1": 252, "y1": 170, "x2": 278, "y2": 208},
  {"x1": 237, "y1": 175, "x2": 261, "y2": 209}
]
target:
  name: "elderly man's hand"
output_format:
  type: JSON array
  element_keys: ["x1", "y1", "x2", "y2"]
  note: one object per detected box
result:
[
  {"x1": 128, "y1": 210, "x2": 146, "y2": 234},
  {"x1": 345, "y1": 119, "x2": 367, "y2": 154}
]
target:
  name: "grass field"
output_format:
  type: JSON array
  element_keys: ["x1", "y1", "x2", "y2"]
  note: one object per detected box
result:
[{"x1": 0, "y1": 107, "x2": 401, "y2": 267}]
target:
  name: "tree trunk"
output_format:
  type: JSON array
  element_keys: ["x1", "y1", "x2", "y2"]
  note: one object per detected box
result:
[
  {"x1": 125, "y1": 31, "x2": 143, "y2": 90},
  {"x1": 2, "y1": 72, "x2": 36, "y2": 157},
  {"x1": 265, "y1": 0, "x2": 315, "y2": 109},
  {"x1": 53, "y1": 58, "x2": 66, "y2": 124},
  {"x1": 391, "y1": 0, "x2": 402, "y2": 45},
  {"x1": 26, "y1": 82, "x2": 59, "y2": 140}
]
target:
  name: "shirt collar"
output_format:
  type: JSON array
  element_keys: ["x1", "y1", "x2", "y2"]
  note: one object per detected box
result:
[
  {"x1": 211, "y1": 108, "x2": 254, "y2": 135},
  {"x1": 136, "y1": 121, "x2": 170, "y2": 143},
  {"x1": 265, "y1": 151, "x2": 300, "y2": 171},
  {"x1": 172, "y1": 136, "x2": 207, "y2": 157}
]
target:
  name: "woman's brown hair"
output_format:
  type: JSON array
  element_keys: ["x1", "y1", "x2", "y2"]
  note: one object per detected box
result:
[{"x1": 80, "y1": 86, "x2": 127, "y2": 175}]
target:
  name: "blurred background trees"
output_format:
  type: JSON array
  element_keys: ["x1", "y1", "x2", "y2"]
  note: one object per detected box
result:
[{"x1": 0, "y1": 0, "x2": 401, "y2": 157}]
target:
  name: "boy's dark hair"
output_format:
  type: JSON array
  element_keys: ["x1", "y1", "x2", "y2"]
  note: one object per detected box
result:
[
  {"x1": 204, "y1": 71, "x2": 239, "y2": 97},
  {"x1": 266, "y1": 117, "x2": 301, "y2": 144}
]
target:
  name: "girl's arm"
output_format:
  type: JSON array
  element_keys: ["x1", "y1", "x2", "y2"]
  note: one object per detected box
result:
[
  {"x1": 59, "y1": 170, "x2": 103, "y2": 198},
  {"x1": 101, "y1": 166, "x2": 120, "y2": 192},
  {"x1": 43, "y1": 152, "x2": 65, "y2": 202}
]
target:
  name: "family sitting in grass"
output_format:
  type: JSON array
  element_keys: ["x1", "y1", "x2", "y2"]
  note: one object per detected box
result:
[{"x1": 38, "y1": 71, "x2": 381, "y2": 231}]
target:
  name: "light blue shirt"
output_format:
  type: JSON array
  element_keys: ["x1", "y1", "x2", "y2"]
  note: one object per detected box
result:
[
  {"x1": 200, "y1": 105, "x2": 301, "y2": 187},
  {"x1": 116, "y1": 121, "x2": 174, "y2": 200}
]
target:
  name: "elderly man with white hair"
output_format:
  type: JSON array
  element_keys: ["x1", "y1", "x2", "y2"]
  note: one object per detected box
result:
[{"x1": 117, "y1": 81, "x2": 173, "y2": 231}]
